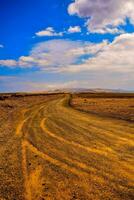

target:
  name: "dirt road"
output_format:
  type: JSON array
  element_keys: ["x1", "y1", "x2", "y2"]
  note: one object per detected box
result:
[{"x1": 0, "y1": 95, "x2": 134, "y2": 200}]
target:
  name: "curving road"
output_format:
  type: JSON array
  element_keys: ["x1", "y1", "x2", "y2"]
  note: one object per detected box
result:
[{"x1": 12, "y1": 95, "x2": 134, "y2": 199}]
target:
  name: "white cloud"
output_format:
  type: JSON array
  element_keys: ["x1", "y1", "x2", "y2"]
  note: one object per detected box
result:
[
  {"x1": 0, "y1": 33, "x2": 134, "y2": 81},
  {"x1": 17, "y1": 39, "x2": 98, "y2": 69},
  {"x1": 59, "y1": 33, "x2": 134, "y2": 73},
  {"x1": 35, "y1": 27, "x2": 63, "y2": 37},
  {"x1": 0, "y1": 59, "x2": 17, "y2": 67},
  {"x1": 0, "y1": 44, "x2": 4, "y2": 48},
  {"x1": 68, "y1": 0, "x2": 134, "y2": 33},
  {"x1": 68, "y1": 26, "x2": 81, "y2": 33},
  {"x1": 0, "y1": 39, "x2": 107, "y2": 70},
  {"x1": 90, "y1": 27, "x2": 124, "y2": 34}
]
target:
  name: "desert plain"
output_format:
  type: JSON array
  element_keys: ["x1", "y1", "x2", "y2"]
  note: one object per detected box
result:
[{"x1": 0, "y1": 92, "x2": 134, "y2": 200}]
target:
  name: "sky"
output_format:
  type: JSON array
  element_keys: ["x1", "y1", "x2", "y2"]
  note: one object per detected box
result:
[{"x1": 0, "y1": 0, "x2": 134, "y2": 92}]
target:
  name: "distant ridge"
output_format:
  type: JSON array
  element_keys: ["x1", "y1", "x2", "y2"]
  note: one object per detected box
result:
[
  {"x1": 0, "y1": 88, "x2": 134, "y2": 95},
  {"x1": 52, "y1": 88, "x2": 134, "y2": 94}
]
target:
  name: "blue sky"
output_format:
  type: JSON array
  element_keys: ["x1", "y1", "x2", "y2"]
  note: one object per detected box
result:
[{"x1": 0, "y1": 0, "x2": 134, "y2": 92}]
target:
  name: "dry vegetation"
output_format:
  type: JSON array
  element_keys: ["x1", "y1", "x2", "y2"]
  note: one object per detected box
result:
[
  {"x1": 0, "y1": 93, "x2": 134, "y2": 200},
  {"x1": 71, "y1": 93, "x2": 134, "y2": 122}
]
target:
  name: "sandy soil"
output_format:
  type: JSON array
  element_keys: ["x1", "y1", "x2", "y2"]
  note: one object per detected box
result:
[
  {"x1": 0, "y1": 94, "x2": 134, "y2": 200},
  {"x1": 71, "y1": 93, "x2": 134, "y2": 122}
]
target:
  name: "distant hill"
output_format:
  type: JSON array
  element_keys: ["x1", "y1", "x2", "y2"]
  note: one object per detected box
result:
[
  {"x1": 54, "y1": 88, "x2": 134, "y2": 94},
  {"x1": 0, "y1": 88, "x2": 133, "y2": 95}
]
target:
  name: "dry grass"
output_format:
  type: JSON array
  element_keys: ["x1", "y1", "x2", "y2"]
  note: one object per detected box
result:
[
  {"x1": 0, "y1": 93, "x2": 134, "y2": 200},
  {"x1": 71, "y1": 93, "x2": 134, "y2": 122}
]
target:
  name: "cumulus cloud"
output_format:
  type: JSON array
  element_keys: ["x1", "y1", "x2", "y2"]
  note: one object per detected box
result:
[
  {"x1": 68, "y1": 0, "x2": 134, "y2": 33},
  {"x1": 0, "y1": 33, "x2": 134, "y2": 79},
  {"x1": 0, "y1": 39, "x2": 107, "y2": 70},
  {"x1": 0, "y1": 59, "x2": 17, "y2": 67},
  {"x1": 17, "y1": 39, "x2": 102, "y2": 69},
  {"x1": 35, "y1": 27, "x2": 63, "y2": 37},
  {"x1": 68, "y1": 26, "x2": 81, "y2": 33},
  {"x1": 60, "y1": 33, "x2": 134, "y2": 73}
]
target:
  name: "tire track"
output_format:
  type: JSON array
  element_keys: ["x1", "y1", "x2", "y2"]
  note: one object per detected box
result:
[
  {"x1": 21, "y1": 141, "x2": 32, "y2": 200},
  {"x1": 14, "y1": 95, "x2": 134, "y2": 200},
  {"x1": 16, "y1": 116, "x2": 32, "y2": 200},
  {"x1": 16, "y1": 103, "x2": 48, "y2": 200},
  {"x1": 18, "y1": 100, "x2": 93, "y2": 179},
  {"x1": 24, "y1": 109, "x2": 96, "y2": 176},
  {"x1": 16, "y1": 109, "x2": 29, "y2": 136},
  {"x1": 40, "y1": 118, "x2": 111, "y2": 156},
  {"x1": 15, "y1": 99, "x2": 67, "y2": 200},
  {"x1": 24, "y1": 140, "x2": 88, "y2": 177}
]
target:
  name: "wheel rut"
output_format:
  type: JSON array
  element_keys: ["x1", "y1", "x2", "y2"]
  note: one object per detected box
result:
[{"x1": 14, "y1": 95, "x2": 134, "y2": 200}]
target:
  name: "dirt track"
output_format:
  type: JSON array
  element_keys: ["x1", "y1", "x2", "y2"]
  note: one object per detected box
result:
[{"x1": 0, "y1": 94, "x2": 134, "y2": 200}]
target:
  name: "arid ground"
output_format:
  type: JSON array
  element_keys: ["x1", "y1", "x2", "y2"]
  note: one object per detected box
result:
[{"x1": 0, "y1": 93, "x2": 134, "y2": 200}]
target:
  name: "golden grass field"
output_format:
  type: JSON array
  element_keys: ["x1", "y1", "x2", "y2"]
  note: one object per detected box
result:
[{"x1": 0, "y1": 93, "x2": 134, "y2": 200}]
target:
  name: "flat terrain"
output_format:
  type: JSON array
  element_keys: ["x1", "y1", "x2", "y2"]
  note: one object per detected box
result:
[
  {"x1": 71, "y1": 93, "x2": 134, "y2": 122},
  {"x1": 0, "y1": 93, "x2": 134, "y2": 200}
]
